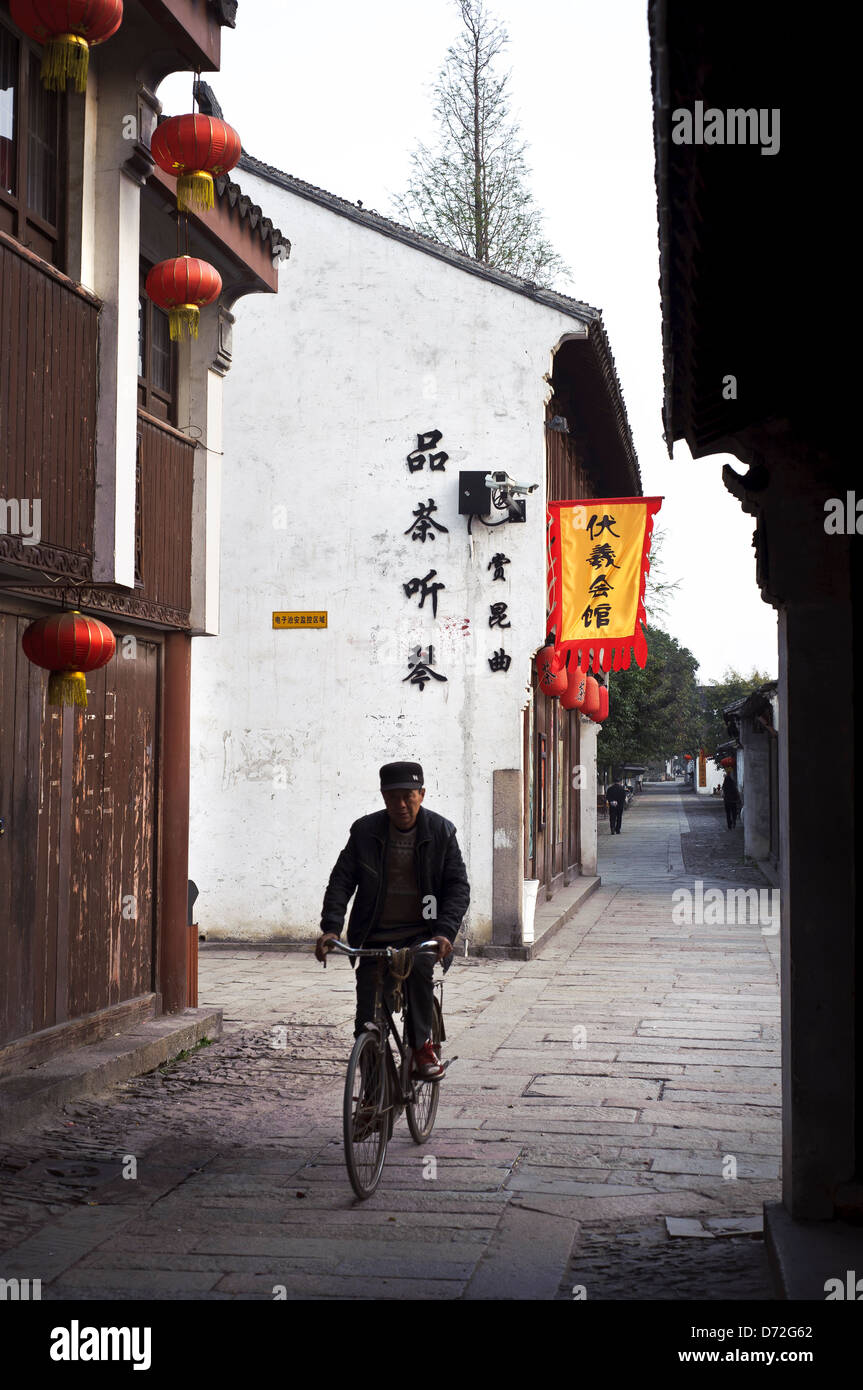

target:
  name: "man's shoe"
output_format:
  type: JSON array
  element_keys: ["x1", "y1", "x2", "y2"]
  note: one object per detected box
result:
[{"x1": 412, "y1": 1040, "x2": 444, "y2": 1080}]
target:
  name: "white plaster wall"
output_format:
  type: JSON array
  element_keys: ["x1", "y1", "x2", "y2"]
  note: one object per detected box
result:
[
  {"x1": 189, "y1": 175, "x2": 592, "y2": 944},
  {"x1": 696, "y1": 759, "x2": 725, "y2": 794}
]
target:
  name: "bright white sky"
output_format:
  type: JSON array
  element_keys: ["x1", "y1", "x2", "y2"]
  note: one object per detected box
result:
[{"x1": 159, "y1": 0, "x2": 778, "y2": 686}]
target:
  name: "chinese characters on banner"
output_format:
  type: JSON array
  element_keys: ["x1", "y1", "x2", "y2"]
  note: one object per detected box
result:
[{"x1": 546, "y1": 497, "x2": 662, "y2": 671}]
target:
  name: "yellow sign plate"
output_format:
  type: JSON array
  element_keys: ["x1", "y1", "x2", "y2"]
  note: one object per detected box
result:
[{"x1": 272, "y1": 612, "x2": 328, "y2": 628}]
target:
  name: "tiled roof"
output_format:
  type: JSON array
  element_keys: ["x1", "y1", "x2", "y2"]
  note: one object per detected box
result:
[
  {"x1": 210, "y1": 0, "x2": 237, "y2": 27},
  {"x1": 238, "y1": 149, "x2": 600, "y2": 321},
  {"x1": 212, "y1": 168, "x2": 291, "y2": 262},
  {"x1": 189, "y1": 84, "x2": 290, "y2": 261}
]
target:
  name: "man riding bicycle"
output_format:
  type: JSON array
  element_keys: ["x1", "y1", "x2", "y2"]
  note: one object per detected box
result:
[{"x1": 315, "y1": 761, "x2": 470, "y2": 1079}]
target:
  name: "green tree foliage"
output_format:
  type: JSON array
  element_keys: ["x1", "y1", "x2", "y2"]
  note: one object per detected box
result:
[
  {"x1": 598, "y1": 626, "x2": 703, "y2": 778},
  {"x1": 392, "y1": 0, "x2": 569, "y2": 285},
  {"x1": 594, "y1": 526, "x2": 773, "y2": 777},
  {"x1": 699, "y1": 667, "x2": 775, "y2": 754}
]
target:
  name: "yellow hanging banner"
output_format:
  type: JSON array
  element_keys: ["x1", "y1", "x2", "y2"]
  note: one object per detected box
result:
[{"x1": 546, "y1": 497, "x2": 662, "y2": 671}]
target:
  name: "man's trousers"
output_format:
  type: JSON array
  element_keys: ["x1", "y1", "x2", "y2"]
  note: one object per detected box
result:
[
  {"x1": 354, "y1": 934, "x2": 436, "y2": 1048},
  {"x1": 609, "y1": 802, "x2": 623, "y2": 833}
]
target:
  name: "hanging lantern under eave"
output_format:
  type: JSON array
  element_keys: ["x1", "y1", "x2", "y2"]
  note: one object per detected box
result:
[
  {"x1": 21, "y1": 610, "x2": 115, "y2": 707},
  {"x1": 592, "y1": 684, "x2": 609, "y2": 723},
  {"x1": 145, "y1": 256, "x2": 222, "y2": 342},
  {"x1": 560, "y1": 661, "x2": 588, "y2": 711},
  {"x1": 10, "y1": 0, "x2": 123, "y2": 93},
  {"x1": 150, "y1": 113, "x2": 242, "y2": 214},
  {"x1": 537, "y1": 644, "x2": 567, "y2": 697},
  {"x1": 581, "y1": 675, "x2": 600, "y2": 718}
]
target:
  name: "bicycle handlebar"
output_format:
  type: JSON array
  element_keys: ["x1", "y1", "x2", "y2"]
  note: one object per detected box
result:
[{"x1": 326, "y1": 939, "x2": 442, "y2": 959}]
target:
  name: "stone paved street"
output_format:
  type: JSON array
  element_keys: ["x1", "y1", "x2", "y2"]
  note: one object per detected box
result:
[{"x1": 0, "y1": 784, "x2": 779, "y2": 1299}]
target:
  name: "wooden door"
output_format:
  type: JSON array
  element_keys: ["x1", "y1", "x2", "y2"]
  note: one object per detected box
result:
[
  {"x1": 0, "y1": 609, "x2": 64, "y2": 1044},
  {"x1": 523, "y1": 688, "x2": 583, "y2": 893},
  {"x1": 67, "y1": 635, "x2": 159, "y2": 1019},
  {"x1": 0, "y1": 609, "x2": 159, "y2": 1047}
]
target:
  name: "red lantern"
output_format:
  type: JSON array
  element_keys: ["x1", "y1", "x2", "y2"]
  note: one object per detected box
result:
[
  {"x1": 150, "y1": 114, "x2": 242, "y2": 214},
  {"x1": 537, "y1": 644, "x2": 567, "y2": 697},
  {"x1": 560, "y1": 661, "x2": 588, "y2": 711},
  {"x1": 581, "y1": 675, "x2": 600, "y2": 718},
  {"x1": 720, "y1": 756, "x2": 735, "y2": 768},
  {"x1": 593, "y1": 684, "x2": 609, "y2": 722},
  {"x1": 22, "y1": 610, "x2": 115, "y2": 707},
  {"x1": 10, "y1": 1, "x2": 123, "y2": 93},
  {"x1": 145, "y1": 256, "x2": 222, "y2": 341},
  {"x1": 684, "y1": 753, "x2": 692, "y2": 761}
]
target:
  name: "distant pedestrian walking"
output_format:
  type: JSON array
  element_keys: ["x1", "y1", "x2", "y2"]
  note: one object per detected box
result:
[
  {"x1": 722, "y1": 770, "x2": 742, "y2": 829},
  {"x1": 606, "y1": 780, "x2": 627, "y2": 834}
]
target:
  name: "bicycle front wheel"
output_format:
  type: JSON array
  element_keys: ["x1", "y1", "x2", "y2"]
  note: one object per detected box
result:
[
  {"x1": 406, "y1": 996, "x2": 443, "y2": 1144},
  {"x1": 344, "y1": 1031, "x2": 389, "y2": 1199}
]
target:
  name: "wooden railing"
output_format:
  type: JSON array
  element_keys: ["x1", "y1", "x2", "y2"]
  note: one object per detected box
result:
[
  {"x1": 0, "y1": 230, "x2": 99, "y2": 577},
  {"x1": 135, "y1": 410, "x2": 195, "y2": 621}
]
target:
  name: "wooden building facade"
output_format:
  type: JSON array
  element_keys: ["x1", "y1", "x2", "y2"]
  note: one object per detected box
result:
[
  {"x1": 524, "y1": 332, "x2": 642, "y2": 902},
  {"x1": 0, "y1": 3, "x2": 287, "y2": 1067}
]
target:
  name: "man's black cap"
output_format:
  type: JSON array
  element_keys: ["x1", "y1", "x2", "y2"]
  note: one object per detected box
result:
[{"x1": 380, "y1": 761, "x2": 424, "y2": 791}]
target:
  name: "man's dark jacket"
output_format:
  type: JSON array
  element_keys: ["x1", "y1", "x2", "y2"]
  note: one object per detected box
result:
[
  {"x1": 606, "y1": 783, "x2": 626, "y2": 805},
  {"x1": 320, "y1": 806, "x2": 470, "y2": 966}
]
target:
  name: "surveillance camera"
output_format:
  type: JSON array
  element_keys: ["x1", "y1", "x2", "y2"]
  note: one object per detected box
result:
[{"x1": 483, "y1": 471, "x2": 539, "y2": 497}]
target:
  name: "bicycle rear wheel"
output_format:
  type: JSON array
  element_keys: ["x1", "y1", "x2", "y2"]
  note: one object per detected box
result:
[
  {"x1": 406, "y1": 996, "x2": 443, "y2": 1144},
  {"x1": 344, "y1": 1031, "x2": 389, "y2": 1199}
]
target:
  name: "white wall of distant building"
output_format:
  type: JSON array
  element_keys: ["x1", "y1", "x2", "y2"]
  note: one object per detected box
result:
[{"x1": 188, "y1": 174, "x2": 598, "y2": 944}]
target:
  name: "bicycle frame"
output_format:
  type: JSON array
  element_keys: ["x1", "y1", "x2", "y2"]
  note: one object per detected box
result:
[
  {"x1": 329, "y1": 939, "x2": 447, "y2": 1108},
  {"x1": 378, "y1": 979, "x2": 445, "y2": 1106},
  {"x1": 331, "y1": 938, "x2": 454, "y2": 1198}
]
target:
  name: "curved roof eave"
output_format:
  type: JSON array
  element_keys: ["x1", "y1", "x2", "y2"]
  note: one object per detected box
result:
[{"x1": 236, "y1": 151, "x2": 599, "y2": 325}]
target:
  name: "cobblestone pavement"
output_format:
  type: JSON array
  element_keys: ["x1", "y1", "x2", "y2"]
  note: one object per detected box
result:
[
  {"x1": 0, "y1": 785, "x2": 779, "y2": 1300},
  {"x1": 563, "y1": 1219, "x2": 771, "y2": 1300},
  {"x1": 679, "y1": 789, "x2": 771, "y2": 883}
]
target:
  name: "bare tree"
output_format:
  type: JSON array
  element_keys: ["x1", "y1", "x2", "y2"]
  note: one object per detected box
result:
[
  {"x1": 643, "y1": 527, "x2": 682, "y2": 625},
  {"x1": 392, "y1": 0, "x2": 569, "y2": 285}
]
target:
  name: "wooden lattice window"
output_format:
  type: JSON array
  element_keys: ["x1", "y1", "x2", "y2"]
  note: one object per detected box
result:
[
  {"x1": 0, "y1": 12, "x2": 66, "y2": 267},
  {"x1": 138, "y1": 265, "x2": 177, "y2": 424}
]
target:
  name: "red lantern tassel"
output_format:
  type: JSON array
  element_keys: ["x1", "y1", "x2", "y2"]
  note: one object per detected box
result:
[
  {"x1": 47, "y1": 670, "x2": 88, "y2": 708},
  {"x1": 177, "y1": 170, "x2": 215, "y2": 214},
  {"x1": 167, "y1": 304, "x2": 201, "y2": 341},
  {"x1": 41, "y1": 35, "x2": 90, "y2": 93}
]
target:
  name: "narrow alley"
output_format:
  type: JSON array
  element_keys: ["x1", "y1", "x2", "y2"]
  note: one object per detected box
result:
[{"x1": 0, "y1": 784, "x2": 779, "y2": 1300}]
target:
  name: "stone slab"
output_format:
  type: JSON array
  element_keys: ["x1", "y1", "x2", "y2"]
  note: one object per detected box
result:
[{"x1": 462, "y1": 1202, "x2": 579, "y2": 1299}]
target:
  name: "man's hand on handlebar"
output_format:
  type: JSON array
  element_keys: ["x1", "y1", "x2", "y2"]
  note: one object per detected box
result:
[
  {"x1": 315, "y1": 932, "x2": 339, "y2": 966},
  {"x1": 315, "y1": 933, "x2": 452, "y2": 964}
]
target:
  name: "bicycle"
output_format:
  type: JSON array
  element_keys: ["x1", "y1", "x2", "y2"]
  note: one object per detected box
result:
[{"x1": 325, "y1": 938, "x2": 456, "y2": 1200}]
